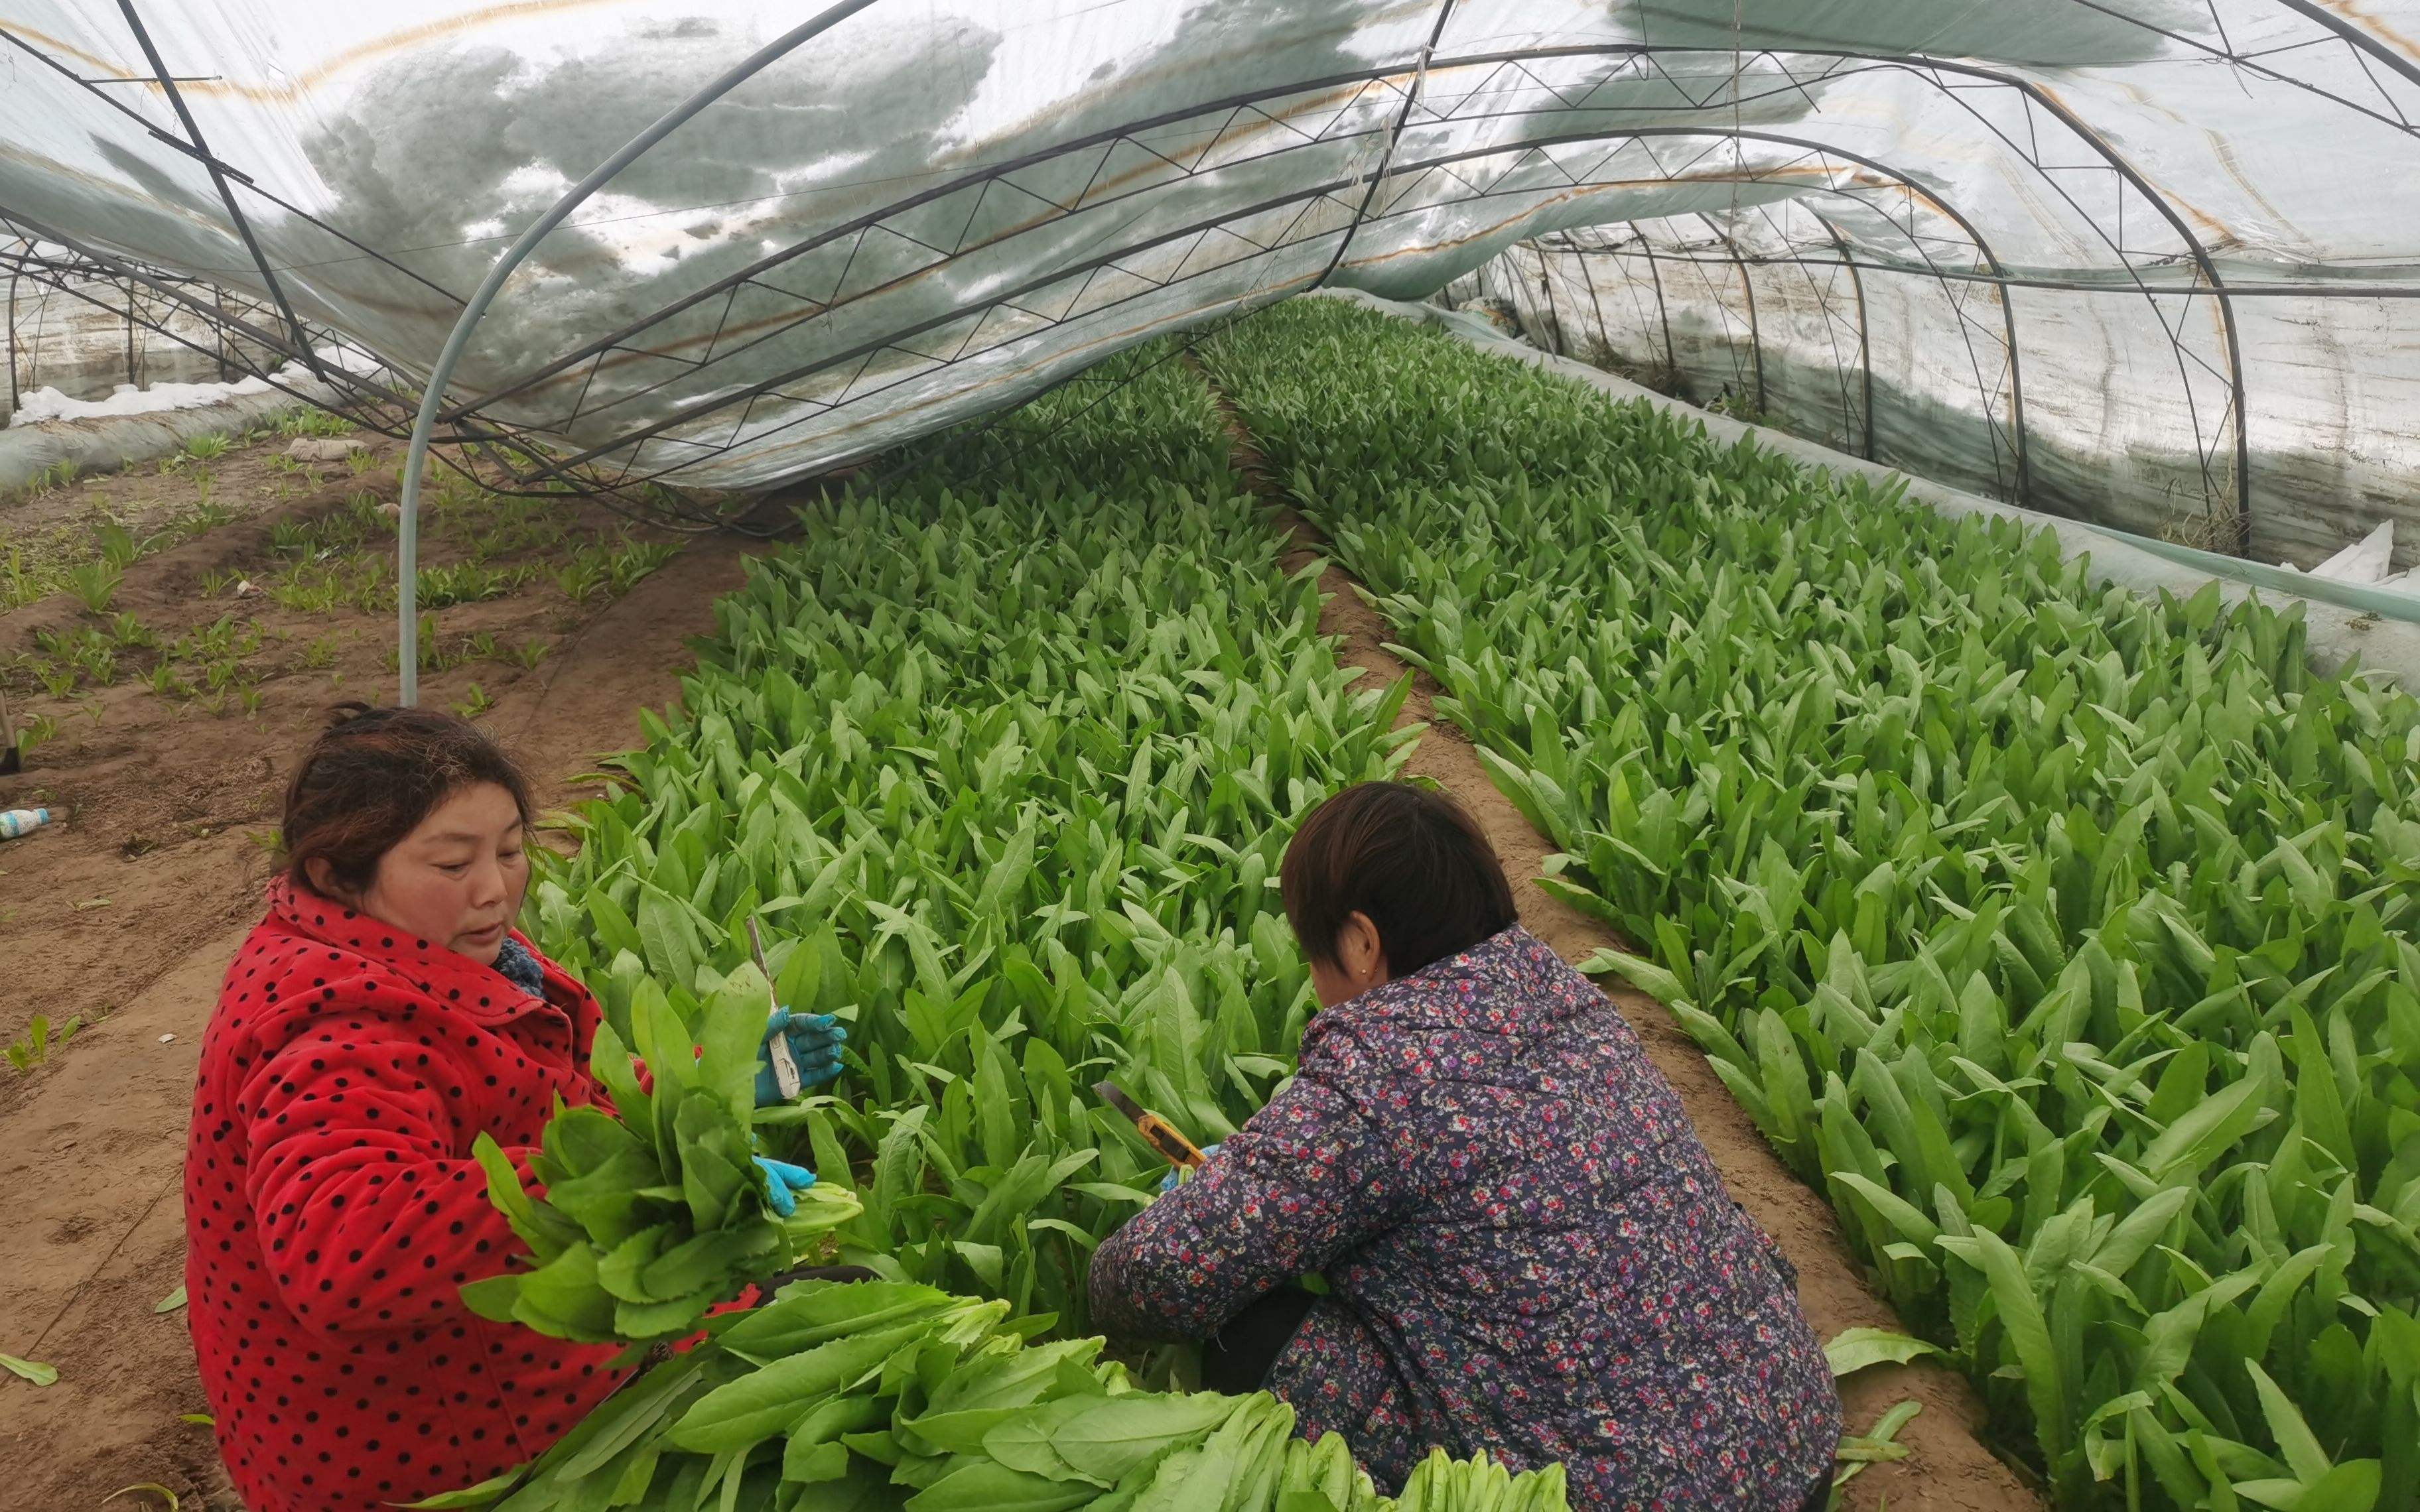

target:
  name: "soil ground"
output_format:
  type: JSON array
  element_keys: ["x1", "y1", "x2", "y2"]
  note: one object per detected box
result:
[
  {"x1": 1196, "y1": 367, "x2": 2043, "y2": 1512},
  {"x1": 3, "y1": 424, "x2": 356, "y2": 613},
  {"x1": 0, "y1": 418, "x2": 775, "y2": 1508}
]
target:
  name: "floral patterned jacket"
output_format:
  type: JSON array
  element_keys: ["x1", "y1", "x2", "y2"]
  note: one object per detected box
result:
[{"x1": 1089, "y1": 925, "x2": 1841, "y2": 1509}]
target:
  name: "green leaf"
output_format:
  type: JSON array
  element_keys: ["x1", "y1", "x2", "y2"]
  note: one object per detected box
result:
[
  {"x1": 1824, "y1": 1327, "x2": 1943, "y2": 1377},
  {"x1": 1574, "y1": 946, "x2": 1686, "y2": 1004},
  {"x1": 2140, "y1": 1036, "x2": 2281, "y2": 1182},
  {"x1": 1939, "y1": 1229, "x2": 2068, "y2": 1474},
  {"x1": 697, "y1": 966, "x2": 773, "y2": 1122},
  {"x1": 393, "y1": 1466, "x2": 525, "y2": 1507},
  {"x1": 670, "y1": 1316, "x2": 953, "y2": 1452},
  {"x1": 905, "y1": 1462, "x2": 1098, "y2": 1512},
  {"x1": 2245, "y1": 1359, "x2": 2333, "y2": 1486},
  {"x1": 1, "y1": 1352, "x2": 58, "y2": 1387},
  {"x1": 1047, "y1": 1393, "x2": 1239, "y2": 1482}
]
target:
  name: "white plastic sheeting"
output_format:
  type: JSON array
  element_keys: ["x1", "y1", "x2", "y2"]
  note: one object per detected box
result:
[
  {"x1": 1, "y1": 1, "x2": 2415, "y2": 527},
  {"x1": 0, "y1": 379, "x2": 324, "y2": 493},
  {"x1": 9, "y1": 371, "x2": 278, "y2": 425}
]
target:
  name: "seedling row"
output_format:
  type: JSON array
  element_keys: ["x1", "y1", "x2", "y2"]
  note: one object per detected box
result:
[{"x1": 1193, "y1": 299, "x2": 2420, "y2": 1512}]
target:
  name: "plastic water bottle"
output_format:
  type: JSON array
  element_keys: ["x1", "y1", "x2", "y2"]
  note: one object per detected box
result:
[{"x1": 0, "y1": 806, "x2": 52, "y2": 841}]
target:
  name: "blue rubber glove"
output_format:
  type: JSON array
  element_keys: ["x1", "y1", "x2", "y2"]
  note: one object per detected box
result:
[
  {"x1": 754, "y1": 1156, "x2": 817, "y2": 1217},
  {"x1": 754, "y1": 1006, "x2": 846, "y2": 1107},
  {"x1": 1160, "y1": 1142, "x2": 1223, "y2": 1194}
]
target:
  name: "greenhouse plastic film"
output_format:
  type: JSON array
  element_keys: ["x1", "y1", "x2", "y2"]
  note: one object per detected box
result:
[{"x1": 0, "y1": 0, "x2": 2411, "y2": 530}]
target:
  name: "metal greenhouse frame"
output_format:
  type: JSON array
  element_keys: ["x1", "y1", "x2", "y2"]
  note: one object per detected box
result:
[{"x1": 3, "y1": 1, "x2": 2418, "y2": 693}]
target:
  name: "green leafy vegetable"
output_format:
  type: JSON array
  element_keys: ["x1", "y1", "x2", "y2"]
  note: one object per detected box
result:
[
  {"x1": 462, "y1": 964, "x2": 862, "y2": 1345},
  {"x1": 1197, "y1": 296, "x2": 2420, "y2": 1511},
  {"x1": 425, "y1": 1279, "x2": 1562, "y2": 1512},
  {"x1": 1823, "y1": 1327, "x2": 1943, "y2": 1377}
]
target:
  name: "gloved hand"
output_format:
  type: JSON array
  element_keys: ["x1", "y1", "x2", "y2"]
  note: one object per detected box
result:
[
  {"x1": 753, "y1": 1156, "x2": 817, "y2": 1218},
  {"x1": 1160, "y1": 1142, "x2": 1223, "y2": 1194},
  {"x1": 754, "y1": 1006, "x2": 846, "y2": 1107}
]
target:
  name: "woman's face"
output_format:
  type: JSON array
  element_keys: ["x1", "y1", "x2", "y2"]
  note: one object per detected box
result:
[{"x1": 352, "y1": 782, "x2": 529, "y2": 965}]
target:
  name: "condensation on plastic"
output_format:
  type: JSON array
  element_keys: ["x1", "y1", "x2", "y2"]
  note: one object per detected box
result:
[{"x1": 0, "y1": 1, "x2": 2414, "y2": 523}]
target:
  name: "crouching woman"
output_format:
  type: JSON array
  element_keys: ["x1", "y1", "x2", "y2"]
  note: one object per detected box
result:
[
  {"x1": 182, "y1": 706, "x2": 842, "y2": 1512},
  {"x1": 1089, "y1": 781, "x2": 1842, "y2": 1509}
]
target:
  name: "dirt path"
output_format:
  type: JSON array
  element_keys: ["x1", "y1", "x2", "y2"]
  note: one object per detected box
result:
[
  {"x1": 0, "y1": 524, "x2": 765, "y2": 1509},
  {"x1": 1198, "y1": 371, "x2": 2041, "y2": 1512}
]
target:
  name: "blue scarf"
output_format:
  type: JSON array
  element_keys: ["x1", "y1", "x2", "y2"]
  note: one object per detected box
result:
[{"x1": 492, "y1": 935, "x2": 547, "y2": 1000}]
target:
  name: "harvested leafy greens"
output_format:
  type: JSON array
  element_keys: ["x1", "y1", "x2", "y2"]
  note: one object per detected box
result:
[
  {"x1": 420, "y1": 1279, "x2": 1566, "y2": 1511},
  {"x1": 463, "y1": 964, "x2": 862, "y2": 1346}
]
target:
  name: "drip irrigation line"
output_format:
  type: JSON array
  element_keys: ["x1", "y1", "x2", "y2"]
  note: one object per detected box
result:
[{"x1": 18, "y1": 1163, "x2": 182, "y2": 1364}]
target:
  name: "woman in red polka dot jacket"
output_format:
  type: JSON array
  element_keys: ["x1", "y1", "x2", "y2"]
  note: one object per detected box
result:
[{"x1": 183, "y1": 705, "x2": 844, "y2": 1512}]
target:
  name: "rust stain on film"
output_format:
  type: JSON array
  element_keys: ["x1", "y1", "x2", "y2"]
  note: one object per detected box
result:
[
  {"x1": 2309, "y1": 0, "x2": 2420, "y2": 66},
  {"x1": 2033, "y1": 80, "x2": 2240, "y2": 251},
  {"x1": 27, "y1": 1, "x2": 638, "y2": 105}
]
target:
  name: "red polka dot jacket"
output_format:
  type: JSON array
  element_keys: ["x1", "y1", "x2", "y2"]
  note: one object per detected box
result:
[
  {"x1": 184, "y1": 881, "x2": 633, "y2": 1511},
  {"x1": 1088, "y1": 926, "x2": 1843, "y2": 1509}
]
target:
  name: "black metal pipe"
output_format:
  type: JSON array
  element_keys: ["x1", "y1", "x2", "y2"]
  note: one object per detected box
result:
[
  {"x1": 113, "y1": 0, "x2": 324, "y2": 379},
  {"x1": 1807, "y1": 211, "x2": 1875, "y2": 460},
  {"x1": 1546, "y1": 247, "x2": 2420, "y2": 297},
  {"x1": 1314, "y1": 0, "x2": 1458, "y2": 290},
  {"x1": 1696, "y1": 211, "x2": 1765, "y2": 414},
  {"x1": 1627, "y1": 221, "x2": 1678, "y2": 381}
]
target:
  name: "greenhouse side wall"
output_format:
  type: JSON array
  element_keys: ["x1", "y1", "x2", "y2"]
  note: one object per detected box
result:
[
  {"x1": 1455, "y1": 243, "x2": 2420, "y2": 575},
  {"x1": 5, "y1": 277, "x2": 288, "y2": 426}
]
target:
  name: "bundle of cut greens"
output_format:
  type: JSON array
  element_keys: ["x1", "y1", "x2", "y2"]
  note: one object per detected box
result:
[
  {"x1": 463, "y1": 965, "x2": 862, "y2": 1346},
  {"x1": 419, "y1": 1278, "x2": 1566, "y2": 1512}
]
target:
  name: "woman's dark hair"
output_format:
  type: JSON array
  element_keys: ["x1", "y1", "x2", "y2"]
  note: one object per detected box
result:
[
  {"x1": 1279, "y1": 781, "x2": 1518, "y2": 977},
  {"x1": 282, "y1": 703, "x2": 533, "y2": 897}
]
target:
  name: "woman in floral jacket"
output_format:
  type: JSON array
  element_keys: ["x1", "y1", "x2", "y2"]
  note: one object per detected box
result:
[{"x1": 1090, "y1": 781, "x2": 1840, "y2": 1510}]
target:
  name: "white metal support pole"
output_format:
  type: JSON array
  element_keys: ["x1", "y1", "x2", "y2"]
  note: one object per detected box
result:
[{"x1": 395, "y1": 0, "x2": 881, "y2": 703}]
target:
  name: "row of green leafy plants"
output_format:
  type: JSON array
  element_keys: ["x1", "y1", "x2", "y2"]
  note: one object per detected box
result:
[
  {"x1": 525, "y1": 350, "x2": 1413, "y2": 1333},
  {"x1": 455, "y1": 349, "x2": 1551, "y2": 1509},
  {"x1": 1192, "y1": 297, "x2": 2420, "y2": 1512}
]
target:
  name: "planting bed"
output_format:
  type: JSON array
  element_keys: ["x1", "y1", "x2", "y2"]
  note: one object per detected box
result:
[
  {"x1": 465, "y1": 353, "x2": 1573, "y2": 1508},
  {"x1": 15, "y1": 294, "x2": 2415, "y2": 1512},
  {"x1": 1196, "y1": 299, "x2": 2420, "y2": 1512},
  {"x1": 441, "y1": 341, "x2": 2023, "y2": 1510}
]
